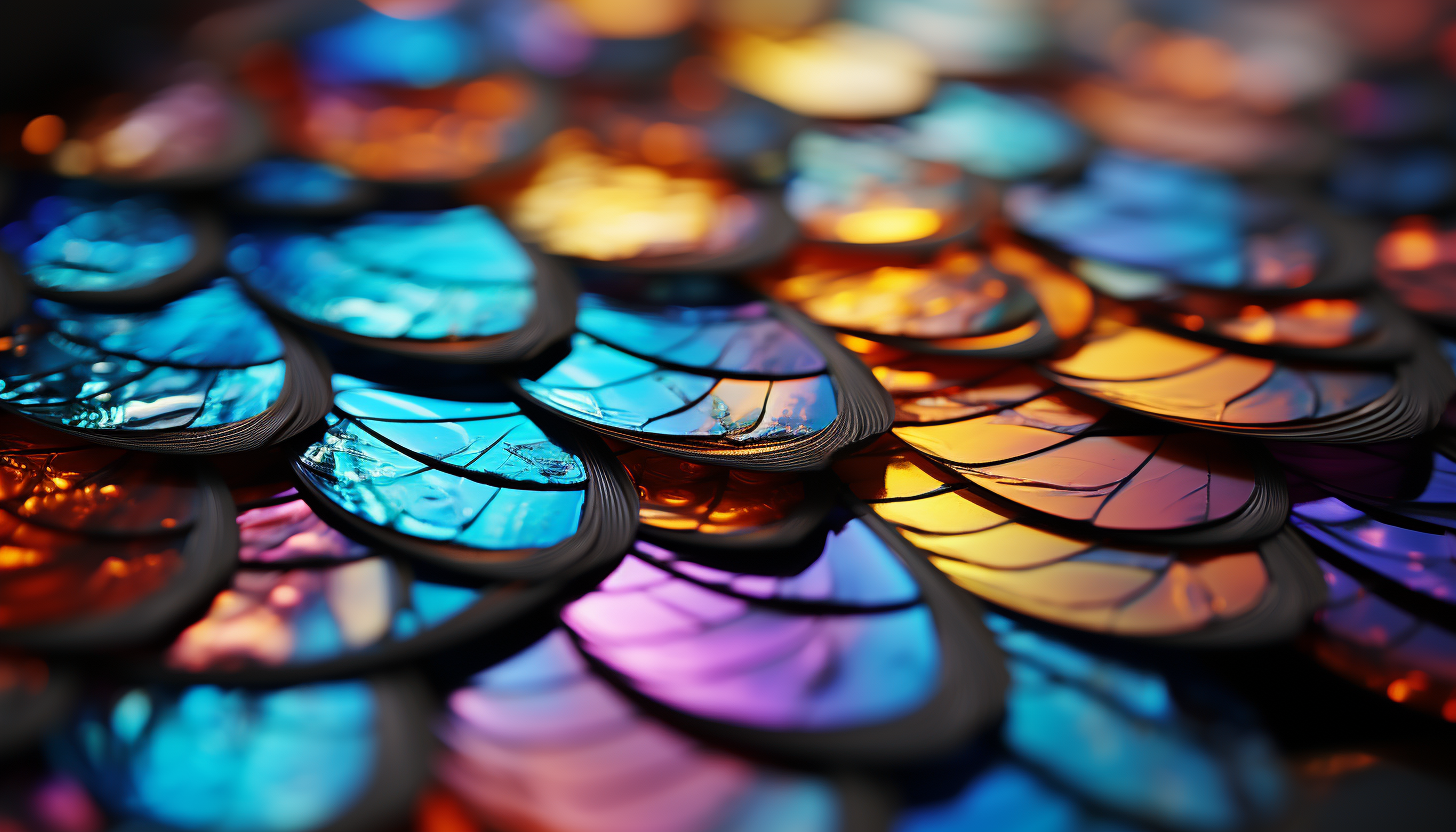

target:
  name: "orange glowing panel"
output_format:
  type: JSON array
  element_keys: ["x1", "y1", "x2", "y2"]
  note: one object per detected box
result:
[
  {"x1": 1377, "y1": 217, "x2": 1456, "y2": 324},
  {"x1": 562, "y1": 0, "x2": 698, "y2": 38},
  {"x1": 20, "y1": 115, "x2": 65, "y2": 156},
  {"x1": 506, "y1": 130, "x2": 757, "y2": 262},
  {"x1": 1042, "y1": 313, "x2": 1395, "y2": 429},
  {"x1": 1159, "y1": 294, "x2": 1375, "y2": 349},
  {"x1": 612, "y1": 443, "x2": 808, "y2": 534},
  {"x1": 836, "y1": 439, "x2": 1270, "y2": 637},
  {"x1": 716, "y1": 23, "x2": 936, "y2": 119}
]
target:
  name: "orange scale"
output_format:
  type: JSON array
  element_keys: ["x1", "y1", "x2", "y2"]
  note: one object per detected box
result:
[
  {"x1": 870, "y1": 490, "x2": 1014, "y2": 537},
  {"x1": 1046, "y1": 323, "x2": 1227, "y2": 382},
  {"x1": 1053, "y1": 352, "x2": 1277, "y2": 422},
  {"x1": 930, "y1": 555, "x2": 1166, "y2": 614},
  {"x1": 833, "y1": 441, "x2": 962, "y2": 501},
  {"x1": 903, "y1": 522, "x2": 1092, "y2": 568},
  {"x1": 1091, "y1": 434, "x2": 1256, "y2": 530}
]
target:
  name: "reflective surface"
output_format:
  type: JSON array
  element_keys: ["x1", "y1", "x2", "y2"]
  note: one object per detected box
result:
[
  {"x1": 53, "y1": 682, "x2": 379, "y2": 832},
  {"x1": 614, "y1": 444, "x2": 808, "y2": 533},
  {"x1": 899, "y1": 82, "x2": 1082, "y2": 180},
  {"x1": 234, "y1": 160, "x2": 362, "y2": 210},
  {"x1": 2, "y1": 194, "x2": 194, "y2": 293},
  {"x1": 439, "y1": 629, "x2": 842, "y2": 832},
  {"x1": 232, "y1": 207, "x2": 536, "y2": 341},
  {"x1": 1008, "y1": 152, "x2": 1322, "y2": 289},
  {"x1": 297, "y1": 375, "x2": 587, "y2": 553},
  {"x1": 0, "y1": 280, "x2": 286, "y2": 432},
  {"x1": 837, "y1": 439, "x2": 1268, "y2": 635},
  {"x1": 1377, "y1": 216, "x2": 1456, "y2": 321}
]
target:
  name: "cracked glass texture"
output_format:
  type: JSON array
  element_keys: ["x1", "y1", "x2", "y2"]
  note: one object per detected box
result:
[
  {"x1": 297, "y1": 375, "x2": 586, "y2": 552},
  {"x1": 519, "y1": 334, "x2": 836, "y2": 442},
  {"x1": 439, "y1": 629, "x2": 842, "y2": 832},
  {"x1": 1, "y1": 194, "x2": 194, "y2": 293},
  {"x1": 837, "y1": 440, "x2": 1268, "y2": 636},
  {"x1": 54, "y1": 682, "x2": 378, "y2": 832},
  {"x1": 561, "y1": 534, "x2": 940, "y2": 730},
  {"x1": 0, "y1": 279, "x2": 286, "y2": 432},
  {"x1": 1007, "y1": 152, "x2": 1321, "y2": 290},
  {"x1": 231, "y1": 207, "x2": 535, "y2": 341}
]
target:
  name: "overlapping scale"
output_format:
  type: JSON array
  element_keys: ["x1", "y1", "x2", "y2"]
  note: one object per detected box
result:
[
  {"x1": 757, "y1": 241, "x2": 1094, "y2": 358},
  {"x1": 295, "y1": 374, "x2": 635, "y2": 579},
  {"x1": 784, "y1": 127, "x2": 986, "y2": 249},
  {"x1": 437, "y1": 629, "x2": 867, "y2": 832},
  {"x1": 902, "y1": 613, "x2": 1285, "y2": 832},
  {"x1": 0, "y1": 412, "x2": 234, "y2": 649},
  {"x1": 837, "y1": 438, "x2": 1323, "y2": 643},
  {"x1": 560, "y1": 516, "x2": 1005, "y2": 764},
  {"x1": 0, "y1": 279, "x2": 330, "y2": 453},
  {"x1": 1306, "y1": 559, "x2": 1456, "y2": 721},
  {"x1": 1040, "y1": 306, "x2": 1453, "y2": 443},
  {"x1": 0, "y1": 190, "x2": 219, "y2": 305},
  {"x1": 230, "y1": 207, "x2": 571, "y2": 363},
  {"x1": 151, "y1": 496, "x2": 562, "y2": 683},
  {"x1": 1007, "y1": 151, "x2": 1364, "y2": 293},
  {"x1": 49, "y1": 677, "x2": 429, "y2": 832},
  {"x1": 517, "y1": 290, "x2": 892, "y2": 471}
]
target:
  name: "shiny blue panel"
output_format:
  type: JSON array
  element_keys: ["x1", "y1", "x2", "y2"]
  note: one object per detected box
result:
[
  {"x1": 231, "y1": 207, "x2": 535, "y2": 341},
  {"x1": 988, "y1": 614, "x2": 1286, "y2": 831},
  {"x1": 520, "y1": 334, "x2": 837, "y2": 440},
  {"x1": 0, "y1": 280, "x2": 286, "y2": 431},
  {"x1": 635, "y1": 518, "x2": 920, "y2": 609},
  {"x1": 1292, "y1": 495, "x2": 1456, "y2": 605},
  {"x1": 562, "y1": 555, "x2": 941, "y2": 730},
  {"x1": 1007, "y1": 152, "x2": 1319, "y2": 290},
  {"x1": 897, "y1": 763, "x2": 1145, "y2": 832},
  {"x1": 236, "y1": 160, "x2": 360, "y2": 209},
  {"x1": 2, "y1": 194, "x2": 194, "y2": 293},
  {"x1": 302, "y1": 10, "x2": 481, "y2": 87},
  {"x1": 901, "y1": 83, "x2": 1084, "y2": 180},
  {"x1": 576, "y1": 295, "x2": 827, "y2": 376},
  {"x1": 52, "y1": 682, "x2": 377, "y2": 832}
]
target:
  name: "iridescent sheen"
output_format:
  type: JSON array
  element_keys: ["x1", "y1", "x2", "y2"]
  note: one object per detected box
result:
[
  {"x1": 230, "y1": 208, "x2": 535, "y2": 341},
  {"x1": 303, "y1": 10, "x2": 482, "y2": 88},
  {"x1": 439, "y1": 629, "x2": 842, "y2": 832},
  {"x1": 237, "y1": 499, "x2": 369, "y2": 564},
  {"x1": 1007, "y1": 152, "x2": 1321, "y2": 290},
  {"x1": 235, "y1": 160, "x2": 360, "y2": 209},
  {"x1": 899, "y1": 83, "x2": 1083, "y2": 180},
  {"x1": 562, "y1": 551, "x2": 940, "y2": 730},
  {"x1": 297, "y1": 375, "x2": 586, "y2": 552},
  {"x1": 1, "y1": 194, "x2": 194, "y2": 292},
  {"x1": 1043, "y1": 317, "x2": 1392, "y2": 427},
  {"x1": 1157, "y1": 295, "x2": 1376, "y2": 349},
  {"x1": 519, "y1": 334, "x2": 837, "y2": 441},
  {"x1": 897, "y1": 762, "x2": 1146, "y2": 832},
  {"x1": 785, "y1": 128, "x2": 967, "y2": 245},
  {"x1": 52, "y1": 682, "x2": 378, "y2": 832},
  {"x1": 837, "y1": 440, "x2": 1269, "y2": 636},
  {"x1": 166, "y1": 554, "x2": 480, "y2": 672},
  {"x1": 577, "y1": 295, "x2": 826, "y2": 376},
  {"x1": 0, "y1": 279, "x2": 286, "y2": 432},
  {"x1": 614, "y1": 444, "x2": 808, "y2": 533},
  {"x1": 989, "y1": 613, "x2": 1286, "y2": 831},
  {"x1": 629, "y1": 517, "x2": 920, "y2": 609}
]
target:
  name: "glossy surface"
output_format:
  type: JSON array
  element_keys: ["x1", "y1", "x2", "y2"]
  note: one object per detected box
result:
[
  {"x1": 785, "y1": 128, "x2": 967, "y2": 245},
  {"x1": 439, "y1": 630, "x2": 841, "y2": 832},
  {"x1": 235, "y1": 160, "x2": 361, "y2": 209},
  {"x1": 837, "y1": 440, "x2": 1268, "y2": 635},
  {"x1": 899, "y1": 83, "x2": 1083, "y2": 180},
  {"x1": 2, "y1": 194, "x2": 194, "y2": 293},
  {"x1": 297, "y1": 375, "x2": 586, "y2": 553},
  {"x1": 508, "y1": 130, "x2": 757, "y2": 261},
  {"x1": 1007, "y1": 152, "x2": 1321, "y2": 289},
  {"x1": 1157, "y1": 295, "x2": 1375, "y2": 349},
  {"x1": 0, "y1": 280, "x2": 286, "y2": 432},
  {"x1": 232, "y1": 207, "x2": 535, "y2": 340},
  {"x1": 1043, "y1": 315, "x2": 1392, "y2": 427},
  {"x1": 54, "y1": 682, "x2": 378, "y2": 831},
  {"x1": 167, "y1": 502, "x2": 480, "y2": 672},
  {"x1": 762, "y1": 247, "x2": 1039, "y2": 339},
  {"x1": 1377, "y1": 216, "x2": 1456, "y2": 321},
  {"x1": 519, "y1": 334, "x2": 837, "y2": 441},
  {"x1": 614, "y1": 444, "x2": 808, "y2": 533},
  {"x1": 562, "y1": 548, "x2": 940, "y2": 729}
]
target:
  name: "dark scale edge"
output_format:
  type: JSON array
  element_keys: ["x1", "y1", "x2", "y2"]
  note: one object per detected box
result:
[
  {"x1": 288, "y1": 422, "x2": 638, "y2": 582},
  {"x1": 791, "y1": 179, "x2": 998, "y2": 259},
  {"x1": 848, "y1": 307, "x2": 1067, "y2": 360},
  {"x1": 924, "y1": 433, "x2": 1292, "y2": 549},
  {"x1": 12, "y1": 206, "x2": 225, "y2": 310},
  {"x1": 567, "y1": 509, "x2": 1009, "y2": 768},
  {"x1": 236, "y1": 247, "x2": 578, "y2": 365},
  {"x1": 0, "y1": 465, "x2": 238, "y2": 651},
  {"x1": 48, "y1": 317, "x2": 335, "y2": 454},
  {"x1": 636, "y1": 472, "x2": 837, "y2": 559},
  {"x1": 0, "y1": 250, "x2": 27, "y2": 330},
  {"x1": 848, "y1": 485, "x2": 1324, "y2": 650}
]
